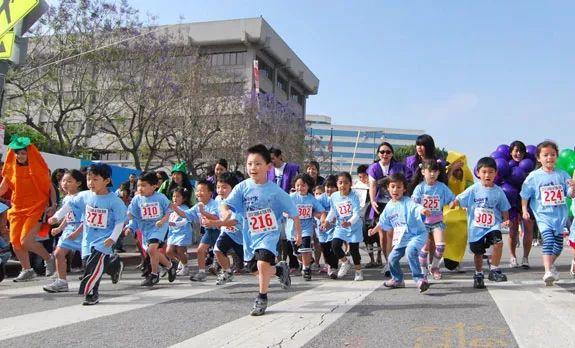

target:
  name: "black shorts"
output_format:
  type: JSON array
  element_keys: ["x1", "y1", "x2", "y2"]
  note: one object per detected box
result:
[
  {"x1": 469, "y1": 230, "x2": 503, "y2": 255},
  {"x1": 244, "y1": 249, "x2": 276, "y2": 272},
  {"x1": 147, "y1": 238, "x2": 165, "y2": 248},
  {"x1": 291, "y1": 236, "x2": 312, "y2": 255},
  {"x1": 215, "y1": 233, "x2": 244, "y2": 260}
]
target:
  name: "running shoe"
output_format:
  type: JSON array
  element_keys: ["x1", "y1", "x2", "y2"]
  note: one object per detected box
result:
[
  {"x1": 302, "y1": 268, "x2": 312, "y2": 281},
  {"x1": 354, "y1": 270, "x2": 364, "y2": 281},
  {"x1": 168, "y1": 260, "x2": 178, "y2": 283},
  {"x1": 418, "y1": 279, "x2": 430, "y2": 293},
  {"x1": 543, "y1": 271, "x2": 555, "y2": 286},
  {"x1": 277, "y1": 261, "x2": 291, "y2": 289},
  {"x1": 190, "y1": 272, "x2": 207, "y2": 282},
  {"x1": 111, "y1": 260, "x2": 124, "y2": 284},
  {"x1": 473, "y1": 273, "x2": 486, "y2": 289},
  {"x1": 431, "y1": 267, "x2": 442, "y2": 280},
  {"x1": 337, "y1": 260, "x2": 352, "y2": 279},
  {"x1": 488, "y1": 269, "x2": 508, "y2": 282},
  {"x1": 83, "y1": 294, "x2": 99, "y2": 306},
  {"x1": 521, "y1": 257, "x2": 530, "y2": 269},
  {"x1": 509, "y1": 257, "x2": 519, "y2": 268},
  {"x1": 43, "y1": 279, "x2": 69, "y2": 293},
  {"x1": 383, "y1": 279, "x2": 405, "y2": 288},
  {"x1": 216, "y1": 271, "x2": 233, "y2": 285},
  {"x1": 13, "y1": 268, "x2": 36, "y2": 282},
  {"x1": 250, "y1": 296, "x2": 268, "y2": 316}
]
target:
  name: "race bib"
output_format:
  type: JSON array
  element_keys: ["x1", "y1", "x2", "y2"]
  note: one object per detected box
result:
[
  {"x1": 336, "y1": 201, "x2": 353, "y2": 218},
  {"x1": 247, "y1": 208, "x2": 278, "y2": 234},
  {"x1": 85, "y1": 206, "x2": 109, "y2": 229},
  {"x1": 65, "y1": 211, "x2": 76, "y2": 223},
  {"x1": 540, "y1": 185, "x2": 565, "y2": 207},
  {"x1": 141, "y1": 202, "x2": 161, "y2": 220},
  {"x1": 422, "y1": 195, "x2": 441, "y2": 212},
  {"x1": 168, "y1": 212, "x2": 179, "y2": 224},
  {"x1": 297, "y1": 204, "x2": 313, "y2": 219},
  {"x1": 473, "y1": 207, "x2": 495, "y2": 228},
  {"x1": 392, "y1": 225, "x2": 407, "y2": 247}
]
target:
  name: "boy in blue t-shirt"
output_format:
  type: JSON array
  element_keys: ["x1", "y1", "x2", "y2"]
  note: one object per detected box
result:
[
  {"x1": 49, "y1": 164, "x2": 126, "y2": 305},
  {"x1": 126, "y1": 172, "x2": 175, "y2": 287},
  {"x1": 451, "y1": 157, "x2": 511, "y2": 289},
  {"x1": 221, "y1": 144, "x2": 302, "y2": 316}
]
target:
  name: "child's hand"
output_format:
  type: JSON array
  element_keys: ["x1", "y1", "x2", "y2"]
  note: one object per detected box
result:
[
  {"x1": 371, "y1": 201, "x2": 380, "y2": 214},
  {"x1": 50, "y1": 227, "x2": 62, "y2": 236},
  {"x1": 567, "y1": 179, "x2": 575, "y2": 191},
  {"x1": 47, "y1": 217, "x2": 58, "y2": 225},
  {"x1": 449, "y1": 200, "x2": 458, "y2": 209},
  {"x1": 421, "y1": 208, "x2": 432, "y2": 217},
  {"x1": 368, "y1": 228, "x2": 377, "y2": 236},
  {"x1": 294, "y1": 233, "x2": 302, "y2": 246},
  {"x1": 104, "y1": 238, "x2": 115, "y2": 248},
  {"x1": 198, "y1": 202, "x2": 205, "y2": 214},
  {"x1": 342, "y1": 220, "x2": 351, "y2": 228},
  {"x1": 155, "y1": 220, "x2": 164, "y2": 228},
  {"x1": 522, "y1": 211, "x2": 531, "y2": 221},
  {"x1": 124, "y1": 227, "x2": 132, "y2": 236},
  {"x1": 501, "y1": 220, "x2": 510, "y2": 228}
]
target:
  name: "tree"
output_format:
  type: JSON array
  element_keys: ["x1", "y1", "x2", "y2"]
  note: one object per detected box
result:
[{"x1": 3, "y1": 0, "x2": 142, "y2": 157}]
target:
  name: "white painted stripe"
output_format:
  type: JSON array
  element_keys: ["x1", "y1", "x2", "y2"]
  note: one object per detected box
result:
[
  {"x1": 488, "y1": 280, "x2": 575, "y2": 348},
  {"x1": 0, "y1": 278, "x2": 148, "y2": 298},
  {"x1": 0, "y1": 282, "x2": 230, "y2": 341},
  {"x1": 172, "y1": 280, "x2": 382, "y2": 348}
]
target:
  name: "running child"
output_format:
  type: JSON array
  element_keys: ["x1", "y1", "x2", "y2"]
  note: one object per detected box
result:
[
  {"x1": 202, "y1": 172, "x2": 244, "y2": 285},
  {"x1": 520, "y1": 141, "x2": 575, "y2": 286},
  {"x1": 286, "y1": 173, "x2": 326, "y2": 281},
  {"x1": 354, "y1": 164, "x2": 382, "y2": 268},
  {"x1": 126, "y1": 171, "x2": 176, "y2": 287},
  {"x1": 321, "y1": 172, "x2": 364, "y2": 281},
  {"x1": 43, "y1": 170, "x2": 87, "y2": 292},
  {"x1": 451, "y1": 157, "x2": 511, "y2": 289},
  {"x1": 370, "y1": 173, "x2": 432, "y2": 292},
  {"x1": 411, "y1": 159, "x2": 455, "y2": 280},
  {"x1": 48, "y1": 163, "x2": 125, "y2": 305},
  {"x1": 220, "y1": 144, "x2": 300, "y2": 316},
  {"x1": 166, "y1": 187, "x2": 193, "y2": 277},
  {"x1": 173, "y1": 179, "x2": 220, "y2": 282},
  {"x1": 316, "y1": 175, "x2": 339, "y2": 279}
]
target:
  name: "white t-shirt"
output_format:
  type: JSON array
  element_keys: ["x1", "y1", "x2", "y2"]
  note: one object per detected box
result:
[{"x1": 274, "y1": 162, "x2": 287, "y2": 185}]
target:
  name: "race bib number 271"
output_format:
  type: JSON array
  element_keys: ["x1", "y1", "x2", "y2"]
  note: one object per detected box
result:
[{"x1": 85, "y1": 206, "x2": 109, "y2": 229}]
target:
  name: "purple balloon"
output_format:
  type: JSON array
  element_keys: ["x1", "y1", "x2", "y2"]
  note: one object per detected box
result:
[
  {"x1": 497, "y1": 144, "x2": 511, "y2": 155},
  {"x1": 501, "y1": 181, "x2": 519, "y2": 206},
  {"x1": 495, "y1": 158, "x2": 510, "y2": 178},
  {"x1": 526, "y1": 152, "x2": 536, "y2": 161},
  {"x1": 473, "y1": 164, "x2": 479, "y2": 179},
  {"x1": 508, "y1": 166, "x2": 528, "y2": 187},
  {"x1": 494, "y1": 174, "x2": 504, "y2": 186},
  {"x1": 518, "y1": 158, "x2": 535, "y2": 172},
  {"x1": 509, "y1": 160, "x2": 519, "y2": 168},
  {"x1": 526, "y1": 145, "x2": 537, "y2": 157},
  {"x1": 491, "y1": 151, "x2": 507, "y2": 160}
]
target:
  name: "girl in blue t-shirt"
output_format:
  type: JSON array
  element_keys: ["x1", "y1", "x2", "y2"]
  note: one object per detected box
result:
[
  {"x1": 43, "y1": 170, "x2": 87, "y2": 293},
  {"x1": 520, "y1": 141, "x2": 575, "y2": 286},
  {"x1": 166, "y1": 187, "x2": 193, "y2": 277},
  {"x1": 371, "y1": 173, "x2": 432, "y2": 292},
  {"x1": 411, "y1": 160, "x2": 455, "y2": 280}
]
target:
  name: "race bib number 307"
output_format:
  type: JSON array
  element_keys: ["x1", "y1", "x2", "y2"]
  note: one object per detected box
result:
[
  {"x1": 85, "y1": 206, "x2": 109, "y2": 229},
  {"x1": 141, "y1": 202, "x2": 161, "y2": 220},
  {"x1": 247, "y1": 208, "x2": 278, "y2": 234},
  {"x1": 540, "y1": 185, "x2": 565, "y2": 207},
  {"x1": 297, "y1": 204, "x2": 313, "y2": 219},
  {"x1": 473, "y1": 207, "x2": 495, "y2": 228}
]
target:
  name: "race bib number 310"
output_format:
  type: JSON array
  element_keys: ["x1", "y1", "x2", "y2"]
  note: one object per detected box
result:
[
  {"x1": 85, "y1": 206, "x2": 109, "y2": 229},
  {"x1": 540, "y1": 185, "x2": 565, "y2": 207},
  {"x1": 141, "y1": 202, "x2": 161, "y2": 220},
  {"x1": 247, "y1": 208, "x2": 278, "y2": 234}
]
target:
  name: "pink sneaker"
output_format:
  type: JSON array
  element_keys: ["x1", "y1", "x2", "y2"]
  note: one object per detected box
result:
[
  {"x1": 383, "y1": 279, "x2": 405, "y2": 289},
  {"x1": 418, "y1": 279, "x2": 430, "y2": 293},
  {"x1": 431, "y1": 267, "x2": 442, "y2": 280}
]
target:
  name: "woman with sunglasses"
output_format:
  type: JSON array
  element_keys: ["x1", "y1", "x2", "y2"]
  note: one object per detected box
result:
[{"x1": 366, "y1": 142, "x2": 408, "y2": 276}]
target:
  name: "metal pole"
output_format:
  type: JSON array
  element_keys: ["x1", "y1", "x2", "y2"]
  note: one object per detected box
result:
[
  {"x1": 349, "y1": 130, "x2": 361, "y2": 172},
  {"x1": 329, "y1": 127, "x2": 333, "y2": 175},
  {"x1": 0, "y1": 61, "x2": 9, "y2": 117}
]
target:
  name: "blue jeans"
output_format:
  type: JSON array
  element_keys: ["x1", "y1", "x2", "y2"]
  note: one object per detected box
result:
[{"x1": 388, "y1": 233, "x2": 428, "y2": 282}]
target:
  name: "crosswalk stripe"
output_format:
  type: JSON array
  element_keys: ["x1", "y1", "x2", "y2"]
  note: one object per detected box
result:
[
  {"x1": 0, "y1": 282, "x2": 231, "y2": 341},
  {"x1": 488, "y1": 280, "x2": 575, "y2": 348},
  {"x1": 171, "y1": 280, "x2": 382, "y2": 348},
  {"x1": 0, "y1": 278, "x2": 120, "y2": 298}
]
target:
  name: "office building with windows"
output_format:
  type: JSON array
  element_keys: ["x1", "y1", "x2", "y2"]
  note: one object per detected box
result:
[{"x1": 306, "y1": 114, "x2": 424, "y2": 173}]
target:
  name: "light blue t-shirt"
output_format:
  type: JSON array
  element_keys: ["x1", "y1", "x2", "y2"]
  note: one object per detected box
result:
[
  {"x1": 58, "y1": 194, "x2": 85, "y2": 251},
  {"x1": 412, "y1": 181, "x2": 455, "y2": 225},
  {"x1": 67, "y1": 190, "x2": 127, "y2": 256},
  {"x1": 286, "y1": 192, "x2": 325, "y2": 239},
  {"x1": 185, "y1": 198, "x2": 221, "y2": 237},
  {"x1": 520, "y1": 168, "x2": 572, "y2": 234},
  {"x1": 167, "y1": 204, "x2": 193, "y2": 246},
  {"x1": 457, "y1": 183, "x2": 511, "y2": 242},
  {"x1": 224, "y1": 179, "x2": 297, "y2": 257},
  {"x1": 128, "y1": 192, "x2": 171, "y2": 242},
  {"x1": 217, "y1": 195, "x2": 245, "y2": 246},
  {"x1": 329, "y1": 191, "x2": 363, "y2": 243},
  {"x1": 378, "y1": 196, "x2": 427, "y2": 248},
  {"x1": 316, "y1": 193, "x2": 335, "y2": 243}
]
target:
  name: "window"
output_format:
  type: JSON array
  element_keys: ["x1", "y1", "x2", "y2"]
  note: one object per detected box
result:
[
  {"x1": 277, "y1": 76, "x2": 288, "y2": 93},
  {"x1": 257, "y1": 57, "x2": 272, "y2": 79},
  {"x1": 290, "y1": 87, "x2": 304, "y2": 105},
  {"x1": 208, "y1": 52, "x2": 247, "y2": 66}
]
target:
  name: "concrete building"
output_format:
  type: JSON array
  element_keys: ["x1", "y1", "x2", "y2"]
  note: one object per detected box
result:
[{"x1": 306, "y1": 114, "x2": 424, "y2": 173}]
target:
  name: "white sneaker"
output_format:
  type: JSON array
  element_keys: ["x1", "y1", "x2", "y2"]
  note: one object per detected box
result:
[
  {"x1": 551, "y1": 265, "x2": 560, "y2": 282},
  {"x1": 13, "y1": 268, "x2": 36, "y2": 282},
  {"x1": 337, "y1": 261, "x2": 352, "y2": 278},
  {"x1": 176, "y1": 266, "x2": 189, "y2": 276},
  {"x1": 543, "y1": 271, "x2": 555, "y2": 286},
  {"x1": 43, "y1": 279, "x2": 69, "y2": 293},
  {"x1": 354, "y1": 270, "x2": 364, "y2": 281},
  {"x1": 45, "y1": 255, "x2": 56, "y2": 277},
  {"x1": 509, "y1": 258, "x2": 518, "y2": 268}
]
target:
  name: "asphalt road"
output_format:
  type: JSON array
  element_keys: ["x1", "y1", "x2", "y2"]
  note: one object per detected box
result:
[{"x1": 1, "y1": 242, "x2": 575, "y2": 348}]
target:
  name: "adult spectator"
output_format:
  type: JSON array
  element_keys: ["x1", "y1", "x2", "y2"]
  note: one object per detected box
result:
[
  {"x1": 207, "y1": 159, "x2": 228, "y2": 198},
  {"x1": 158, "y1": 162, "x2": 195, "y2": 203},
  {"x1": 305, "y1": 160, "x2": 325, "y2": 187},
  {"x1": 405, "y1": 134, "x2": 447, "y2": 187},
  {"x1": 267, "y1": 148, "x2": 300, "y2": 193},
  {"x1": 155, "y1": 170, "x2": 169, "y2": 189}
]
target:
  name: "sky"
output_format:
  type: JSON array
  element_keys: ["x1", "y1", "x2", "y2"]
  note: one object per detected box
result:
[{"x1": 132, "y1": 0, "x2": 574, "y2": 165}]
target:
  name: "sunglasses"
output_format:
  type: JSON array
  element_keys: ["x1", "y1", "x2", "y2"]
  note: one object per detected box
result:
[{"x1": 379, "y1": 150, "x2": 393, "y2": 155}]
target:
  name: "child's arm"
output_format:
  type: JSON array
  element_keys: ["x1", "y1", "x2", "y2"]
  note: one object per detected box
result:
[
  {"x1": 155, "y1": 212, "x2": 170, "y2": 228},
  {"x1": 51, "y1": 219, "x2": 67, "y2": 236},
  {"x1": 104, "y1": 221, "x2": 126, "y2": 248},
  {"x1": 202, "y1": 217, "x2": 238, "y2": 229},
  {"x1": 501, "y1": 211, "x2": 510, "y2": 228},
  {"x1": 320, "y1": 208, "x2": 336, "y2": 230},
  {"x1": 521, "y1": 199, "x2": 530, "y2": 220},
  {"x1": 567, "y1": 175, "x2": 575, "y2": 198},
  {"x1": 171, "y1": 204, "x2": 187, "y2": 218},
  {"x1": 66, "y1": 224, "x2": 83, "y2": 240},
  {"x1": 368, "y1": 224, "x2": 382, "y2": 237},
  {"x1": 291, "y1": 216, "x2": 303, "y2": 246},
  {"x1": 313, "y1": 211, "x2": 327, "y2": 221},
  {"x1": 449, "y1": 199, "x2": 459, "y2": 209}
]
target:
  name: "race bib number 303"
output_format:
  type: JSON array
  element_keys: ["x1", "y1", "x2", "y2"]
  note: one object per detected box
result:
[
  {"x1": 540, "y1": 185, "x2": 565, "y2": 207},
  {"x1": 247, "y1": 208, "x2": 278, "y2": 234},
  {"x1": 85, "y1": 206, "x2": 109, "y2": 229},
  {"x1": 141, "y1": 202, "x2": 161, "y2": 220},
  {"x1": 473, "y1": 207, "x2": 495, "y2": 228}
]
